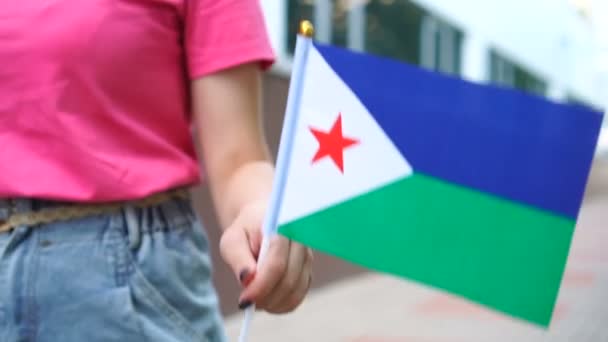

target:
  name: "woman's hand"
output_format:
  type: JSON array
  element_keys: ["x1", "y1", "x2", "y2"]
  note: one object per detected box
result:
[
  {"x1": 191, "y1": 62, "x2": 312, "y2": 312},
  {"x1": 219, "y1": 199, "x2": 313, "y2": 313}
]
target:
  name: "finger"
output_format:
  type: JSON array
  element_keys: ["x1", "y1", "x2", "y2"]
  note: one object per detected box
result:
[
  {"x1": 267, "y1": 253, "x2": 313, "y2": 314},
  {"x1": 265, "y1": 247, "x2": 312, "y2": 313},
  {"x1": 259, "y1": 243, "x2": 309, "y2": 310},
  {"x1": 219, "y1": 222, "x2": 257, "y2": 286},
  {"x1": 248, "y1": 228, "x2": 263, "y2": 259},
  {"x1": 238, "y1": 235, "x2": 290, "y2": 307}
]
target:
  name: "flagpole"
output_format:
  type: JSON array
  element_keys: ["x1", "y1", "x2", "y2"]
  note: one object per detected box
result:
[{"x1": 237, "y1": 20, "x2": 314, "y2": 342}]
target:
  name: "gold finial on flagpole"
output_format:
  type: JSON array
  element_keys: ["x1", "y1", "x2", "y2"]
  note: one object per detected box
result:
[{"x1": 299, "y1": 20, "x2": 314, "y2": 37}]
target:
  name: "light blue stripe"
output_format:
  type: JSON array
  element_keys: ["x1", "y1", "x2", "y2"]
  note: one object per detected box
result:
[{"x1": 262, "y1": 36, "x2": 313, "y2": 237}]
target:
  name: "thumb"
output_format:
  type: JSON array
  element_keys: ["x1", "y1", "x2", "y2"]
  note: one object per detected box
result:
[{"x1": 219, "y1": 224, "x2": 258, "y2": 287}]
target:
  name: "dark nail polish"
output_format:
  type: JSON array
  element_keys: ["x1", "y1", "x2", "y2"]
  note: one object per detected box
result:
[
  {"x1": 239, "y1": 269, "x2": 255, "y2": 287},
  {"x1": 239, "y1": 269, "x2": 249, "y2": 283},
  {"x1": 238, "y1": 300, "x2": 252, "y2": 310}
]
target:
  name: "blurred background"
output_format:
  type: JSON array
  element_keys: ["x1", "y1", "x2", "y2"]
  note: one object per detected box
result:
[{"x1": 191, "y1": 0, "x2": 608, "y2": 340}]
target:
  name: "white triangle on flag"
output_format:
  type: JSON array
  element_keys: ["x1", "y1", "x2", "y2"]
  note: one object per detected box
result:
[{"x1": 278, "y1": 45, "x2": 413, "y2": 225}]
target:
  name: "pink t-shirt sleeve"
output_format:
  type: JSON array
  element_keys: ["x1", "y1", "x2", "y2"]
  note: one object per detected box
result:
[{"x1": 185, "y1": 0, "x2": 276, "y2": 79}]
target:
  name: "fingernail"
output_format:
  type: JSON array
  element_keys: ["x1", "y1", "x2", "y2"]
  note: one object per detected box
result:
[
  {"x1": 238, "y1": 300, "x2": 252, "y2": 310},
  {"x1": 239, "y1": 269, "x2": 249, "y2": 282},
  {"x1": 239, "y1": 269, "x2": 255, "y2": 286}
]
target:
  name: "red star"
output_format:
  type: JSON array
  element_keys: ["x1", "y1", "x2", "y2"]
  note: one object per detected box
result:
[{"x1": 309, "y1": 113, "x2": 359, "y2": 173}]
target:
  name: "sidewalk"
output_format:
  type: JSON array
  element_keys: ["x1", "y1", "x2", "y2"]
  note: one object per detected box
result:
[{"x1": 224, "y1": 160, "x2": 608, "y2": 341}]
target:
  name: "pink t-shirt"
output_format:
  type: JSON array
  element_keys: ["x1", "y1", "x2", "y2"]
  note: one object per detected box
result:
[{"x1": 0, "y1": 0, "x2": 275, "y2": 202}]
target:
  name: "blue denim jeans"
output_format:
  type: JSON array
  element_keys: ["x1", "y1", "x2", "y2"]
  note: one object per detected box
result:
[{"x1": 0, "y1": 195, "x2": 227, "y2": 342}]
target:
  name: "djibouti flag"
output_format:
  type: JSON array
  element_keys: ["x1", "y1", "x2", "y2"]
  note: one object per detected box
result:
[{"x1": 271, "y1": 34, "x2": 604, "y2": 327}]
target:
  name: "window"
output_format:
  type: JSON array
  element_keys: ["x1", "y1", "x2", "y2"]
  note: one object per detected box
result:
[
  {"x1": 419, "y1": 15, "x2": 463, "y2": 75},
  {"x1": 363, "y1": 0, "x2": 424, "y2": 66},
  {"x1": 566, "y1": 94, "x2": 603, "y2": 112},
  {"x1": 287, "y1": 0, "x2": 463, "y2": 77},
  {"x1": 287, "y1": 0, "x2": 315, "y2": 54},
  {"x1": 489, "y1": 50, "x2": 547, "y2": 96}
]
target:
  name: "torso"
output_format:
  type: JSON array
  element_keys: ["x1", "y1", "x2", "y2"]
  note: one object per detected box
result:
[{"x1": 0, "y1": 0, "x2": 200, "y2": 202}]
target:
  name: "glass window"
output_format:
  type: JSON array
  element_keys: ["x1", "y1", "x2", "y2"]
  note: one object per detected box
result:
[
  {"x1": 420, "y1": 15, "x2": 463, "y2": 75},
  {"x1": 286, "y1": 0, "x2": 463, "y2": 77},
  {"x1": 363, "y1": 0, "x2": 424, "y2": 66},
  {"x1": 287, "y1": 0, "x2": 315, "y2": 54},
  {"x1": 331, "y1": 1, "x2": 348, "y2": 48},
  {"x1": 566, "y1": 94, "x2": 603, "y2": 112},
  {"x1": 489, "y1": 50, "x2": 547, "y2": 96}
]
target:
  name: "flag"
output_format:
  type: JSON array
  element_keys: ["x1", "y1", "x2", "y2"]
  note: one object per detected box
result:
[{"x1": 271, "y1": 37, "x2": 604, "y2": 327}]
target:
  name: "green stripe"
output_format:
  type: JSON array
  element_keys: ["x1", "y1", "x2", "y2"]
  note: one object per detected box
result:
[{"x1": 279, "y1": 173, "x2": 575, "y2": 326}]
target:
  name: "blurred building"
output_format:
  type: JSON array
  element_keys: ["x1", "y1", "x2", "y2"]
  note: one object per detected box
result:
[{"x1": 260, "y1": 0, "x2": 606, "y2": 110}]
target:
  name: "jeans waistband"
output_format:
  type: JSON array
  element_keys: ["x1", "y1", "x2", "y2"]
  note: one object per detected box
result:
[
  {"x1": 0, "y1": 198, "x2": 49, "y2": 221},
  {"x1": 0, "y1": 188, "x2": 190, "y2": 231}
]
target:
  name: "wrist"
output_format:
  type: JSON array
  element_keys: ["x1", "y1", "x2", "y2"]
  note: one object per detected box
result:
[{"x1": 221, "y1": 160, "x2": 274, "y2": 229}]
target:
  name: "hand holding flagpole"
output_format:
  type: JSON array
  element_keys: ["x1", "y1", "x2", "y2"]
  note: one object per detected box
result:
[{"x1": 237, "y1": 20, "x2": 315, "y2": 342}]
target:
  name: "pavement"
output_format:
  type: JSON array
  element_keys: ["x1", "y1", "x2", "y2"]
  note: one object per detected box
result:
[{"x1": 223, "y1": 158, "x2": 608, "y2": 342}]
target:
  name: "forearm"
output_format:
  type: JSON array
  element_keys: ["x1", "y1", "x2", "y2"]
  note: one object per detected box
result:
[
  {"x1": 191, "y1": 62, "x2": 275, "y2": 229},
  {"x1": 214, "y1": 160, "x2": 274, "y2": 229}
]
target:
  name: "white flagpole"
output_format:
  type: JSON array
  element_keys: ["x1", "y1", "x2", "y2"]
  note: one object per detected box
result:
[{"x1": 237, "y1": 20, "x2": 315, "y2": 342}]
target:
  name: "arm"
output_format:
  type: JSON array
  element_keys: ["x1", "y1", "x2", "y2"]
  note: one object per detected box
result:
[
  {"x1": 191, "y1": 62, "x2": 313, "y2": 313},
  {"x1": 192, "y1": 62, "x2": 273, "y2": 229}
]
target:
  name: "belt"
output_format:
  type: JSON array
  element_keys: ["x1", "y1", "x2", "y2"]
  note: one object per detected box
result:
[{"x1": 0, "y1": 188, "x2": 190, "y2": 233}]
